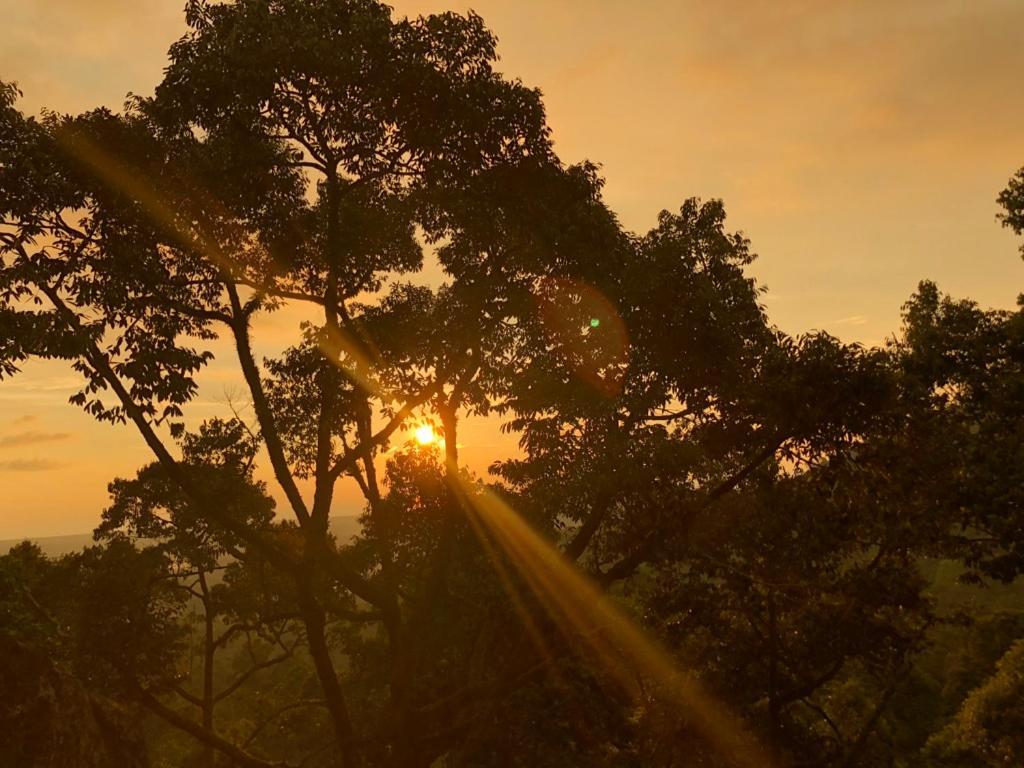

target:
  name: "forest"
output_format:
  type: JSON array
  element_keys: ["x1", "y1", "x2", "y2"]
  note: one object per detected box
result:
[{"x1": 2, "y1": 1, "x2": 1023, "y2": 766}]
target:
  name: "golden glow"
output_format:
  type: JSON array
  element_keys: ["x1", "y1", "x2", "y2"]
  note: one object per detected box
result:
[
  {"x1": 414, "y1": 424, "x2": 439, "y2": 446},
  {"x1": 453, "y1": 478, "x2": 770, "y2": 767}
]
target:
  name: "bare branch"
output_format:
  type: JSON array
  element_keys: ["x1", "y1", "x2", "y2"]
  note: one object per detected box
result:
[
  {"x1": 38, "y1": 283, "x2": 300, "y2": 575},
  {"x1": 599, "y1": 434, "x2": 788, "y2": 586},
  {"x1": 242, "y1": 699, "x2": 328, "y2": 749},
  {"x1": 137, "y1": 687, "x2": 293, "y2": 768}
]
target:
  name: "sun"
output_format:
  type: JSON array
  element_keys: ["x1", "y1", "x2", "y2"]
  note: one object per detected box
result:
[{"x1": 414, "y1": 424, "x2": 438, "y2": 446}]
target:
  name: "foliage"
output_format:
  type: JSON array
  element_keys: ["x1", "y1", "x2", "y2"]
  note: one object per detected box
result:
[
  {"x1": 925, "y1": 640, "x2": 1024, "y2": 766},
  {"x1": 2, "y1": 1, "x2": 1024, "y2": 766}
]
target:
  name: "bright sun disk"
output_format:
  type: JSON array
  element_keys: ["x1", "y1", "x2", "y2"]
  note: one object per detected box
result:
[{"x1": 414, "y1": 424, "x2": 438, "y2": 445}]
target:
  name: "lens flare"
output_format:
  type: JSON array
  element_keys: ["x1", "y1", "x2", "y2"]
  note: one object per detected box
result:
[
  {"x1": 317, "y1": 323, "x2": 383, "y2": 397},
  {"x1": 55, "y1": 115, "x2": 763, "y2": 765},
  {"x1": 534, "y1": 277, "x2": 629, "y2": 398},
  {"x1": 453, "y1": 478, "x2": 770, "y2": 767}
]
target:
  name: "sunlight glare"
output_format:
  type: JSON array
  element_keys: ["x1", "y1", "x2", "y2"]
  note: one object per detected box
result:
[
  {"x1": 453, "y1": 478, "x2": 770, "y2": 767},
  {"x1": 414, "y1": 424, "x2": 438, "y2": 446}
]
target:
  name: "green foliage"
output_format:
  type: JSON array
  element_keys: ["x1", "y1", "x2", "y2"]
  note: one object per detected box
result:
[
  {"x1": 897, "y1": 281, "x2": 1024, "y2": 581},
  {"x1": 0, "y1": 635, "x2": 148, "y2": 768},
  {"x1": 0, "y1": 539, "x2": 186, "y2": 693},
  {"x1": 925, "y1": 640, "x2": 1024, "y2": 766}
]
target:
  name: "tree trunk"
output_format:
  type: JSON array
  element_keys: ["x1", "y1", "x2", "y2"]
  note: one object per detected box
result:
[
  {"x1": 298, "y1": 588, "x2": 360, "y2": 768},
  {"x1": 199, "y1": 571, "x2": 217, "y2": 768}
]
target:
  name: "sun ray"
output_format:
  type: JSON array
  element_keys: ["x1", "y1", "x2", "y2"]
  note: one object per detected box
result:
[{"x1": 455, "y1": 477, "x2": 771, "y2": 767}]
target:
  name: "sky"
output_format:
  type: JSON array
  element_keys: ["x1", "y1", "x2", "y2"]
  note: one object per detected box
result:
[{"x1": 2, "y1": 0, "x2": 1023, "y2": 538}]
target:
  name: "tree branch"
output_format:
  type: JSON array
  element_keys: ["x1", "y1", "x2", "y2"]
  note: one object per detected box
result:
[
  {"x1": 242, "y1": 699, "x2": 328, "y2": 750},
  {"x1": 226, "y1": 283, "x2": 311, "y2": 527},
  {"x1": 599, "y1": 434, "x2": 787, "y2": 586},
  {"x1": 39, "y1": 284, "x2": 298, "y2": 574},
  {"x1": 214, "y1": 642, "x2": 299, "y2": 704},
  {"x1": 328, "y1": 381, "x2": 442, "y2": 481},
  {"x1": 137, "y1": 687, "x2": 292, "y2": 768}
]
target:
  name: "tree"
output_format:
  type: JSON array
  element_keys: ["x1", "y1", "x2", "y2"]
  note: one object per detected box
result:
[
  {"x1": 568, "y1": 269, "x2": 1024, "y2": 767},
  {"x1": 95, "y1": 418, "x2": 317, "y2": 766},
  {"x1": 925, "y1": 640, "x2": 1024, "y2": 766},
  {"x1": 1, "y1": 0, "x2": 560, "y2": 762},
  {"x1": 630, "y1": 461, "x2": 936, "y2": 766},
  {"x1": 895, "y1": 280, "x2": 1024, "y2": 582},
  {"x1": 5, "y1": 1, "x2": 1024, "y2": 765},
  {"x1": 0, "y1": 540, "x2": 182, "y2": 767},
  {"x1": 998, "y1": 165, "x2": 1024, "y2": 260}
]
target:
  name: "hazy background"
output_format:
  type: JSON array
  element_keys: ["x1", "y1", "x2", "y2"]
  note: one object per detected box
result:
[{"x1": 2, "y1": 0, "x2": 1022, "y2": 538}]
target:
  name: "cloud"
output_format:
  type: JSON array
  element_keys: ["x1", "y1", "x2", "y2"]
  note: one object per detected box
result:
[
  {"x1": 16, "y1": 377, "x2": 81, "y2": 392},
  {"x1": 0, "y1": 458, "x2": 66, "y2": 472},
  {"x1": 0, "y1": 431, "x2": 73, "y2": 448},
  {"x1": 828, "y1": 315, "x2": 869, "y2": 326}
]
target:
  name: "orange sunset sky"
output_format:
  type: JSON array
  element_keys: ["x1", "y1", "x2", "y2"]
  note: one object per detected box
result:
[{"x1": 2, "y1": 0, "x2": 1023, "y2": 538}]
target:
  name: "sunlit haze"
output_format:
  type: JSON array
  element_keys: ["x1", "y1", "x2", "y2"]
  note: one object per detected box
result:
[{"x1": 2, "y1": 0, "x2": 1022, "y2": 538}]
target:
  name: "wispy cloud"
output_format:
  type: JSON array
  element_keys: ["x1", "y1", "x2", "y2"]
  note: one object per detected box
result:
[
  {"x1": 7, "y1": 377, "x2": 81, "y2": 392},
  {"x1": 0, "y1": 377, "x2": 83, "y2": 403},
  {"x1": 0, "y1": 431, "x2": 73, "y2": 448},
  {"x1": 827, "y1": 315, "x2": 869, "y2": 326},
  {"x1": 0, "y1": 458, "x2": 66, "y2": 472}
]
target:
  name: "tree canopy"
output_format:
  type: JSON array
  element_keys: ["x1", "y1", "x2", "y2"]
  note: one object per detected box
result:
[{"x1": 2, "y1": 2, "x2": 1024, "y2": 767}]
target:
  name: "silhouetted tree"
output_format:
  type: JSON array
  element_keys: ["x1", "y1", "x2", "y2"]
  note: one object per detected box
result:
[
  {"x1": 998, "y1": 165, "x2": 1024, "y2": 260},
  {"x1": 4, "y1": 2, "x2": 1024, "y2": 766},
  {"x1": 95, "y1": 418, "x2": 317, "y2": 766},
  {"x1": 0, "y1": 540, "x2": 182, "y2": 766},
  {"x1": 925, "y1": 640, "x2": 1024, "y2": 766}
]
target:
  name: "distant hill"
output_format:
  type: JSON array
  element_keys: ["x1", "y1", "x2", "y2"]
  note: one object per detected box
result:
[
  {"x1": 920, "y1": 558, "x2": 1024, "y2": 615},
  {"x1": 7, "y1": 528, "x2": 1022, "y2": 617},
  {"x1": 0, "y1": 516, "x2": 364, "y2": 558},
  {"x1": 0, "y1": 533, "x2": 100, "y2": 559}
]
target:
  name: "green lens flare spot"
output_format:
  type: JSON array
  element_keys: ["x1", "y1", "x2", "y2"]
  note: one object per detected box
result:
[{"x1": 590, "y1": 318, "x2": 600, "y2": 328}]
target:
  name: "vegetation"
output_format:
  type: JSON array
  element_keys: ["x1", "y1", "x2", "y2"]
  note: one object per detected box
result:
[{"x1": 2, "y1": 1, "x2": 1023, "y2": 766}]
